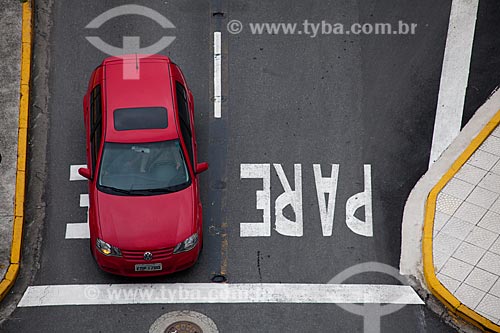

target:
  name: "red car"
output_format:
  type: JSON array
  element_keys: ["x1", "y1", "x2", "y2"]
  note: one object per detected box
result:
[{"x1": 79, "y1": 54, "x2": 208, "y2": 276}]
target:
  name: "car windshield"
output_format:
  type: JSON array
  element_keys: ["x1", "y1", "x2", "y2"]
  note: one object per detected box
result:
[{"x1": 98, "y1": 140, "x2": 190, "y2": 195}]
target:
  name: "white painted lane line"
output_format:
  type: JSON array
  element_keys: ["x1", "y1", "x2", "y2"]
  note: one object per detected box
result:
[
  {"x1": 213, "y1": 31, "x2": 222, "y2": 118},
  {"x1": 80, "y1": 194, "x2": 89, "y2": 208},
  {"x1": 68, "y1": 165, "x2": 90, "y2": 239},
  {"x1": 70, "y1": 164, "x2": 87, "y2": 181},
  {"x1": 65, "y1": 222, "x2": 89, "y2": 239},
  {"x1": 18, "y1": 283, "x2": 424, "y2": 307},
  {"x1": 429, "y1": 0, "x2": 479, "y2": 166},
  {"x1": 65, "y1": 193, "x2": 89, "y2": 238}
]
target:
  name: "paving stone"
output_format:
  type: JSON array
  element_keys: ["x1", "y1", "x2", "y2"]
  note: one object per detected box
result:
[
  {"x1": 433, "y1": 211, "x2": 451, "y2": 233},
  {"x1": 455, "y1": 283, "x2": 486, "y2": 309},
  {"x1": 433, "y1": 249, "x2": 450, "y2": 272},
  {"x1": 465, "y1": 226, "x2": 498, "y2": 249},
  {"x1": 440, "y1": 257, "x2": 473, "y2": 281},
  {"x1": 479, "y1": 135, "x2": 500, "y2": 156},
  {"x1": 434, "y1": 232, "x2": 462, "y2": 257},
  {"x1": 442, "y1": 178, "x2": 475, "y2": 200},
  {"x1": 455, "y1": 163, "x2": 488, "y2": 184},
  {"x1": 452, "y1": 242, "x2": 486, "y2": 266},
  {"x1": 441, "y1": 217, "x2": 474, "y2": 241},
  {"x1": 476, "y1": 294, "x2": 500, "y2": 323},
  {"x1": 477, "y1": 252, "x2": 500, "y2": 276},
  {"x1": 469, "y1": 149, "x2": 499, "y2": 171},
  {"x1": 478, "y1": 172, "x2": 500, "y2": 193},
  {"x1": 490, "y1": 197, "x2": 500, "y2": 215},
  {"x1": 489, "y1": 278, "x2": 500, "y2": 298},
  {"x1": 453, "y1": 202, "x2": 487, "y2": 225},
  {"x1": 437, "y1": 273, "x2": 461, "y2": 293},
  {"x1": 477, "y1": 211, "x2": 500, "y2": 234},
  {"x1": 464, "y1": 267, "x2": 498, "y2": 292},
  {"x1": 466, "y1": 186, "x2": 499, "y2": 210},
  {"x1": 436, "y1": 193, "x2": 462, "y2": 216},
  {"x1": 489, "y1": 236, "x2": 500, "y2": 256}
]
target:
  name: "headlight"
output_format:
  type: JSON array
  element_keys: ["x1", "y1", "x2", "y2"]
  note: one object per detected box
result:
[
  {"x1": 96, "y1": 238, "x2": 122, "y2": 257},
  {"x1": 173, "y1": 233, "x2": 198, "y2": 254}
]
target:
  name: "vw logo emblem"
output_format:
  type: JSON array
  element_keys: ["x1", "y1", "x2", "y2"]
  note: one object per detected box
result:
[{"x1": 144, "y1": 251, "x2": 153, "y2": 261}]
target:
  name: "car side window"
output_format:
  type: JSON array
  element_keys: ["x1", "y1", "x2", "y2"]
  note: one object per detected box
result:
[
  {"x1": 176, "y1": 82, "x2": 191, "y2": 128},
  {"x1": 175, "y1": 82, "x2": 194, "y2": 169},
  {"x1": 90, "y1": 85, "x2": 103, "y2": 174}
]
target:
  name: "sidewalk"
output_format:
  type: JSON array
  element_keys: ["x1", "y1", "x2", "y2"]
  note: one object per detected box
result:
[
  {"x1": 0, "y1": 0, "x2": 32, "y2": 300},
  {"x1": 426, "y1": 110, "x2": 500, "y2": 331}
]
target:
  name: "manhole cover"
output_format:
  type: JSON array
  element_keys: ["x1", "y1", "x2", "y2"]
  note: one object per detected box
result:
[
  {"x1": 165, "y1": 321, "x2": 203, "y2": 333},
  {"x1": 150, "y1": 311, "x2": 218, "y2": 333}
]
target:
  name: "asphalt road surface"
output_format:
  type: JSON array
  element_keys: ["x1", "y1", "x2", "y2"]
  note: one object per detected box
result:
[{"x1": 1, "y1": 0, "x2": 499, "y2": 332}]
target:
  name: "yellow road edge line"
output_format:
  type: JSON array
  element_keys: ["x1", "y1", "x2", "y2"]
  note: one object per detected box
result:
[
  {"x1": 423, "y1": 109, "x2": 500, "y2": 332},
  {"x1": 0, "y1": 0, "x2": 34, "y2": 302}
]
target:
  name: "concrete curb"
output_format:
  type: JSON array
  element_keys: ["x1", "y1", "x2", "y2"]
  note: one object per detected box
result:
[
  {"x1": 0, "y1": 0, "x2": 33, "y2": 302},
  {"x1": 423, "y1": 108, "x2": 500, "y2": 332},
  {"x1": 400, "y1": 87, "x2": 500, "y2": 273}
]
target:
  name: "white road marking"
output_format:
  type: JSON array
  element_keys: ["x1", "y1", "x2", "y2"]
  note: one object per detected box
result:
[
  {"x1": 240, "y1": 164, "x2": 271, "y2": 237},
  {"x1": 65, "y1": 222, "x2": 90, "y2": 239},
  {"x1": 65, "y1": 199, "x2": 89, "y2": 239},
  {"x1": 80, "y1": 194, "x2": 89, "y2": 208},
  {"x1": 240, "y1": 163, "x2": 374, "y2": 237},
  {"x1": 313, "y1": 164, "x2": 339, "y2": 236},
  {"x1": 429, "y1": 0, "x2": 479, "y2": 166},
  {"x1": 274, "y1": 164, "x2": 303, "y2": 237},
  {"x1": 345, "y1": 165, "x2": 373, "y2": 237},
  {"x1": 18, "y1": 283, "x2": 424, "y2": 307},
  {"x1": 70, "y1": 164, "x2": 87, "y2": 181},
  {"x1": 213, "y1": 31, "x2": 222, "y2": 118},
  {"x1": 67, "y1": 165, "x2": 90, "y2": 239}
]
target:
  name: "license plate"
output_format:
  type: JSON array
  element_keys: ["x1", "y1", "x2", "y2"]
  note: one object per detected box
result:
[{"x1": 135, "y1": 263, "x2": 162, "y2": 272}]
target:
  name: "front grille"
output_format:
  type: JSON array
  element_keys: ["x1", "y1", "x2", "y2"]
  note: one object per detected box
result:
[{"x1": 121, "y1": 247, "x2": 175, "y2": 261}]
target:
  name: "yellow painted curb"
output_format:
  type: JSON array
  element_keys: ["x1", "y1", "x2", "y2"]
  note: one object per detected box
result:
[
  {"x1": 423, "y1": 109, "x2": 500, "y2": 332},
  {"x1": 0, "y1": 0, "x2": 34, "y2": 302}
]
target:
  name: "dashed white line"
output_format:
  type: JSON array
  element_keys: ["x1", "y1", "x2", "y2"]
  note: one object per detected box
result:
[
  {"x1": 80, "y1": 194, "x2": 89, "y2": 208},
  {"x1": 429, "y1": 0, "x2": 479, "y2": 166},
  {"x1": 213, "y1": 31, "x2": 222, "y2": 118},
  {"x1": 65, "y1": 222, "x2": 89, "y2": 239},
  {"x1": 67, "y1": 166, "x2": 89, "y2": 239},
  {"x1": 18, "y1": 283, "x2": 424, "y2": 307},
  {"x1": 70, "y1": 164, "x2": 86, "y2": 181}
]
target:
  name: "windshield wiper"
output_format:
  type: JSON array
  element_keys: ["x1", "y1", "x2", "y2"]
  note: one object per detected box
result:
[
  {"x1": 100, "y1": 185, "x2": 133, "y2": 195},
  {"x1": 142, "y1": 182, "x2": 190, "y2": 194},
  {"x1": 143, "y1": 187, "x2": 175, "y2": 193}
]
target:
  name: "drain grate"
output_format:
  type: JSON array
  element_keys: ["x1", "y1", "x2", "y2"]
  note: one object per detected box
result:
[{"x1": 165, "y1": 321, "x2": 203, "y2": 333}]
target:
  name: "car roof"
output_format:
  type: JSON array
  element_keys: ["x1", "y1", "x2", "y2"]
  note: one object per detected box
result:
[{"x1": 102, "y1": 54, "x2": 178, "y2": 143}]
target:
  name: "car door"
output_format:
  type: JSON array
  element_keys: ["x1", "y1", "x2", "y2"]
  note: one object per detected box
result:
[
  {"x1": 174, "y1": 78, "x2": 196, "y2": 173},
  {"x1": 84, "y1": 69, "x2": 104, "y2": 240},
  {"x1": 172, "y1": 66, "x2": 203, "y2": 236}
]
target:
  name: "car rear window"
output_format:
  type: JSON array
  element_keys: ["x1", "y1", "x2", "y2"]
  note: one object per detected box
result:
[{"x1": 113, "y1": 107, "x2": 168, "y2": 131}]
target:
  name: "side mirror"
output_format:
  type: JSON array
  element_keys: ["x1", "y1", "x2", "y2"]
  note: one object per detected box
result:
[
  {"x1": 78, "y1": 167, "x2": 92, "y2": 180},
  {"x1": 195, "y1": 162, "x2": 209, "y2": 174}
]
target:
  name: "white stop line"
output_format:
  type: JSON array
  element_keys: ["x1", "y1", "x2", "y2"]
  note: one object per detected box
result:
[{"x1": 18, "y1": 283, "x2": 423, "y2": 307}]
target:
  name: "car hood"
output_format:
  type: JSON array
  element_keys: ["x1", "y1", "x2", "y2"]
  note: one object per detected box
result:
[{"x1": 96, "y1": 186, "x2": 195, "y2": 250}]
